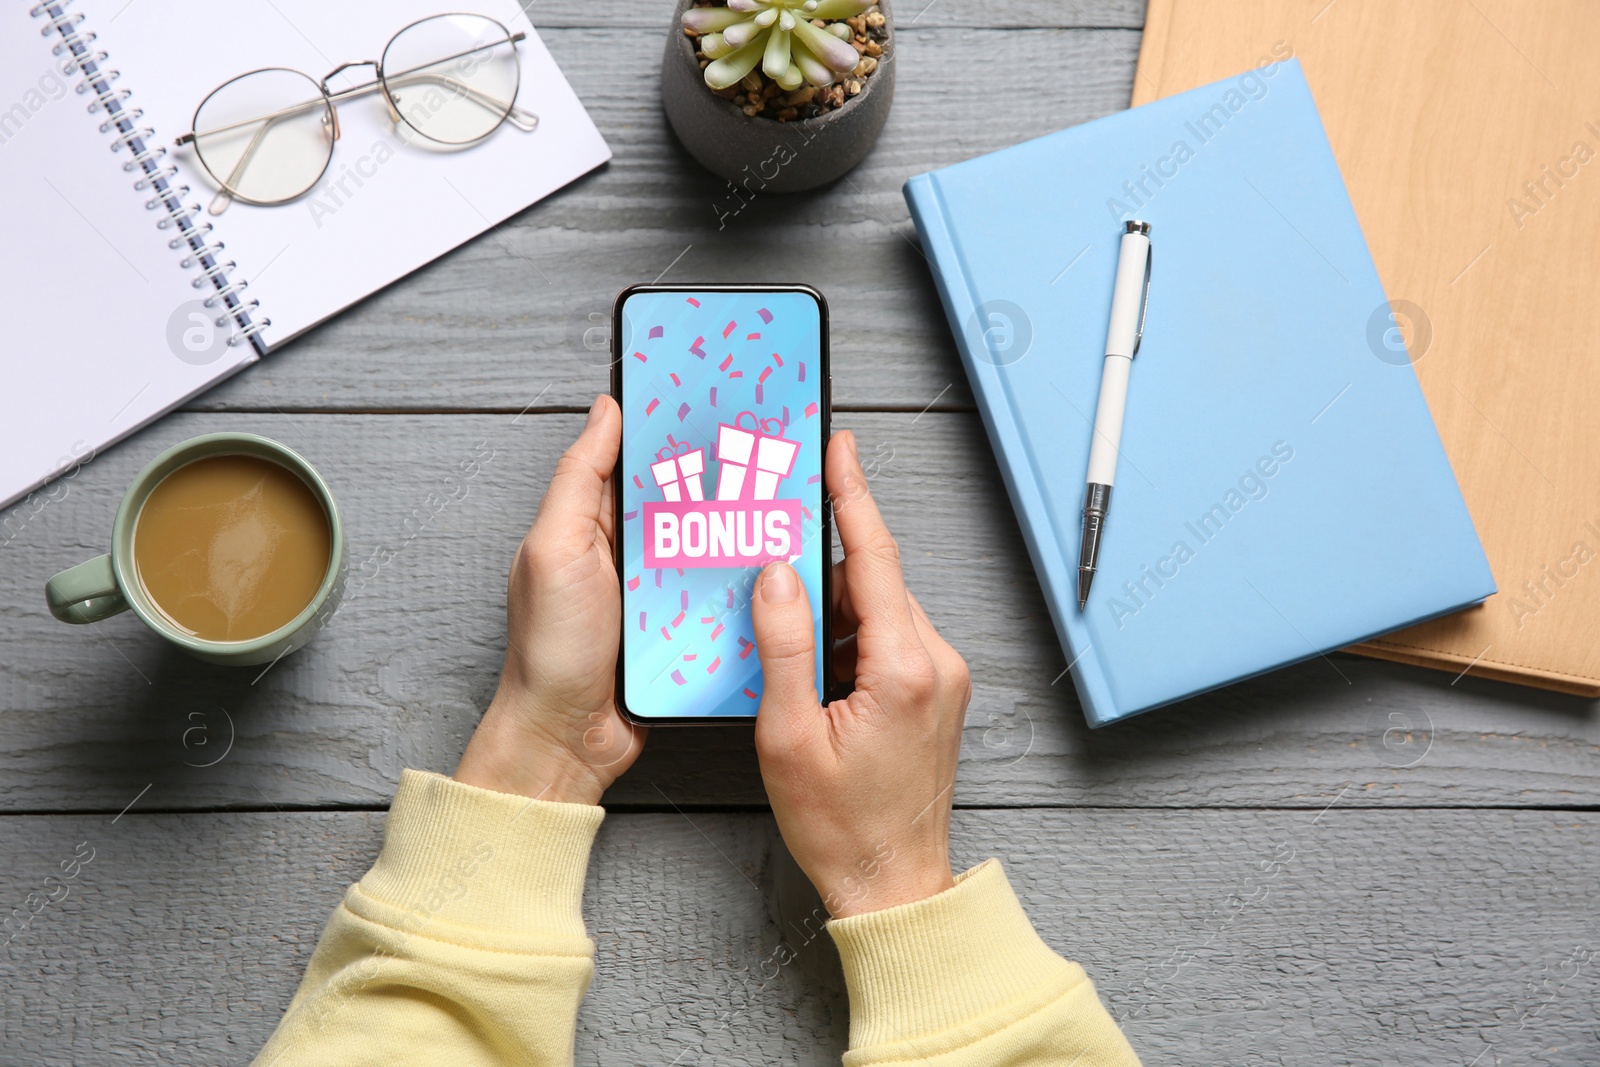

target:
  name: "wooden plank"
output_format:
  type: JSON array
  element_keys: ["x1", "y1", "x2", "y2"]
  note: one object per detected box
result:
[
  {"x1": 528, "y1": 0, "x2": 1146, "y2": 29},
  {"x1": 1, "y1": 808, "x2": 1593, "y2": 1064},
  {"x1": 3, "y1": 412, "x2": 1596, "y2": 813},
  {"x1": 185, "y1": 28, "x2": 1140, "y2": 415}
]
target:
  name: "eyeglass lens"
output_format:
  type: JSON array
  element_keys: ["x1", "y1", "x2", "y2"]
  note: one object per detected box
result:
[
  {"x1": 382, "y1": 14, "x2": 520, "y2": 145},
  {"x1": 192, "y1": 67, "x2": 333, "y2": 206}
]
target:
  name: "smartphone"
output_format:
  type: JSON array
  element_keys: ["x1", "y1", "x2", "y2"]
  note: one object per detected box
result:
[{"x1": 612, "y1": 284, "x2": 831, "y2": 724}]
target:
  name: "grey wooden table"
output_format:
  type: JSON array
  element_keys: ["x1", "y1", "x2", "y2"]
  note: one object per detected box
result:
[{"x1": 4, "y1": 2, "x2": 1597, "y2": 1064}]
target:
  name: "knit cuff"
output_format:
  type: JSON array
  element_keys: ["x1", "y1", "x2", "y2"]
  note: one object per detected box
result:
[
  {"x1": 354, "y1": 769, "x2": 604, "y2": 943},
  {"x1": 828, "y1": 859, "x2": 1076, "y2": 1049}
]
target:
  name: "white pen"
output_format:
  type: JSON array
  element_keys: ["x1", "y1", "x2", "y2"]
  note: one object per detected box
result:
[{"x1": 1078, "y1": 219, "x2": 1153, "y2": 610}]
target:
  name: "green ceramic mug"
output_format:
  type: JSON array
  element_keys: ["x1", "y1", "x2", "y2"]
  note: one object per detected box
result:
[{"x1": 44, "y1": 432, "x2": 347, "y2": 666}]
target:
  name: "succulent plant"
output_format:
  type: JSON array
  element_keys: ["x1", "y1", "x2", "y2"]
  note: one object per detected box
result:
[{"x1": 683, "y1": 0, "x2": 874, "y2": 91}]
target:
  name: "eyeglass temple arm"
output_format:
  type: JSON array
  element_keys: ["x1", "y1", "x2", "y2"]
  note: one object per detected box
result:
[
  {"x1": 382, "y1": 68, "x2": 538, "y2": 131},
  {"x1": 177, "y1": 96, "x2": 328, "y2": 145}
]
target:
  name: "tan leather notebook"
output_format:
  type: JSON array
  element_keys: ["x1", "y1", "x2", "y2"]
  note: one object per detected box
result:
[{"x1": 1132, "y1": 0, "x2": 1600, "y2": 695}]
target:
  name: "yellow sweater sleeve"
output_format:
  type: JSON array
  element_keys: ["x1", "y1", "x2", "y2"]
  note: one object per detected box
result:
[
  {"x1": 251, "y1": 769, "x2": 605, "y2": 1067},
  {"x1": 253, "y1": 773, "x2": 1136, "y2": 1067},
  {"x1": 828, "y1": 860, "x2": 1142, "y2": 1066}
]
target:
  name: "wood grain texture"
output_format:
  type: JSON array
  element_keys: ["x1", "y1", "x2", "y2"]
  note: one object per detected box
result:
[
  {"x1": 1132, "y1": 0, "x2": 1600, "y2": 695},
  {"x1": 181, "y1": 27, "x2": 1140, "y2": 415},
  {"x1": 2, "y1": 809, "x2": 1595, "y2": 1066},
  {"x1": 528, "y1": 0, "x2": 1146, "y2": 29},
  {"x1": 3, "y1": 413, "x2": 1596, "y2": 813}
]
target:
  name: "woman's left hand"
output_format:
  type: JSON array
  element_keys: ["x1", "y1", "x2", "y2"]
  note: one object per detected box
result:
[{"x1": 455, "y1": 395, "x2": 645, "y2": 804}]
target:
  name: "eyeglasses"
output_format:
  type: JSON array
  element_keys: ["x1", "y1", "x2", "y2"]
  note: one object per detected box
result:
[{"x1": 175, "y1": 12, "x2": 538, "y2": 215}]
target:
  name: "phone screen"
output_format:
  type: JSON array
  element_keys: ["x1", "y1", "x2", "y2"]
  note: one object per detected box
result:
[{"x1": 615, "y1": 287, "x2": 828, "y2": 721}]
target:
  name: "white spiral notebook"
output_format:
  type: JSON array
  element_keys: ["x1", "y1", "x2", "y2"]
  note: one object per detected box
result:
[{"x1": 1, "y1": 0, "x2": 610, "y2": 510}]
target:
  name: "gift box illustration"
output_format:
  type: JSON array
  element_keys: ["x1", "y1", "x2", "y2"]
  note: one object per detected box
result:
[
  {"x1": 642, "y1": 412, "x2": 805, "y2": 569},
  {"x1": 650, "y1": 438, "x2": 706, "y2": 502},
  {"x1": 715, "y1": 412, "x2": 799, "y2": 502}
]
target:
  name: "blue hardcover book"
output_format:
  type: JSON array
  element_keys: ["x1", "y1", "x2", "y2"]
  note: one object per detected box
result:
[{"x1": 904, "y1": 59, "x2": 1495, "y2": 727}]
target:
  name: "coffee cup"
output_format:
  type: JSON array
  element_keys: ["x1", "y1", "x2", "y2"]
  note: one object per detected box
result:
[{"x1": 44, "y1": 432, "x2": 346, "y2": 666}]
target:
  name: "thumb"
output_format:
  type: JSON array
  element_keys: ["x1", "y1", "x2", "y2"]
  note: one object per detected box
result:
[
  {"x1": 534, "y1": 395, "x2": 619, "y2": 549},
  {"x1": 750, "y1": 562, "x2": 822, "y2": 743}
]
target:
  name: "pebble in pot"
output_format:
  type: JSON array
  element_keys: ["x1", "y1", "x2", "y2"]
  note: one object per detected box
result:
[{"x1": 662, "y1": 0, "x2": 894, "y2": 196}]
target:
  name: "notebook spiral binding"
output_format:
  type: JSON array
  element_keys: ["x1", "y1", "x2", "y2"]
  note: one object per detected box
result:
[{"x1": 31, "y1": 0, "x2": 270, "y2": 353}]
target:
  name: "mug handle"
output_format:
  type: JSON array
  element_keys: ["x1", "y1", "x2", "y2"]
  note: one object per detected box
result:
[{"x1": 46, "y1": 554, "x2": 128, "y2": 624}]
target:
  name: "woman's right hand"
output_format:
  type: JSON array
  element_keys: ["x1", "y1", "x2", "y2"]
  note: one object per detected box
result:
[{"x1": 748, "y1": 430, "x2": 971, "y2": 918}]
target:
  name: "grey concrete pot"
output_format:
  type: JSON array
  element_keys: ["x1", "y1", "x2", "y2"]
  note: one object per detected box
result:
[{"x1": 661, "y1": 0, "x2": 895, "y2": 194}]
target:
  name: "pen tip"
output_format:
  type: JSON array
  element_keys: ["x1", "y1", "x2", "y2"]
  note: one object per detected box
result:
[{"x1": 1077, "y1": 568, "x2": 1094, "y2": 610}]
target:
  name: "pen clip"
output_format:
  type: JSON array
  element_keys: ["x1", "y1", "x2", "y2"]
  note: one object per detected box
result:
[{"x1": 1132, "y1": 244, "x2": 1152, "y2": 357}]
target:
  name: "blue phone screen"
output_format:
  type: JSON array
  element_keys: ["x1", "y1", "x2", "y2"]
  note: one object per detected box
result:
[{"x1": 619, "y1": 289, "x2": 826, "y2": 719}]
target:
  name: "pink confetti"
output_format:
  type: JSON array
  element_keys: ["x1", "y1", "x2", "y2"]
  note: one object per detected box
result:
[
  {"x1": 649, "y1": 325, "x2": 664, "y2": 338},
  {"x1": 639, "y1": 612, "x2": 647, "y2": 630},
  {"x1": 802, "y1": 505, "x2": 813, "y2": 520},
  {"x1": 805, "y1": 402, "x2": 819, "y2": 418},
  {"x1": 628, "y1": 576, "x2": 641, "y2": 590},
  {"x1": 757, "y1": 307, "x2": 773, "y2": 324},
  {"x1": 707, "y1": 656, "x2": 722, "y2": 674},
  {"x1": 632, "y1": 351, "x2": 648, "y2": 362},
  {"x1": 754, "y1": 384, "x2": 763, "y2": 404},
  {"x1": 680, "y1": 590, "x2": 690, "y2": 609},
  {"x1": 771, "y1": 352, "x2": 784, "y2": 367},
  {"x1": 710, "y1": 623, "x2": 724, "y2": 641},
  {"x1": 677, "y1": 402, "x2": 690, "y2": 421},
  {"x1": 746, "y1": 332, "x2": 761, "y2": 341},
  {"x1": 781, "y1": 406, "x2": 790, "y2": 426},
  {"x1": 738, "y1": 637, "x2": 755, "y2": 660},
  {"x1": 661, "y1": 626, "x2": 673, "y2": 640},
  {"x1": 655, "y1": 569, "x2": 663, "y2": 587},
  {"x1": 671, "y1": 670, "x2": 687, "y2": 686},
  {"x1": 670, "y1": 372, "x2": 681, "y2": 387},
  {"x1": 700, "y1": 615, "x2": 715, "y2": 624},
  {"x1": 709, "y1": 387, "x2": 718, "y2": 407},
  {"x1": 644, "y1": 398, "x2": 659, "y2": 416},
  {"x1": 722, "y1": 320, "x2": 737, "y2": 339},
  {"x1": 624, "y1": 509, "x2": 639, "y2": 520},
  {"x1": 676, "y1": 568, "x2": 685, "y2": 577},
  {"x1": 726, "y1": 587, "x2": 735, "y2": 608},
  {"x1": 632, "y1": 474, "x2": 644, "y2": 489},
  {"x1": 683, "y1": 653, "x2": 698, "y2": 661},
  {"x1": 798, "y1": 362, "x2": 807, "y2": 382},
  {"x1": 758, "y1": 367, "x2": 772, "y2": 384},
  {"x1": 690, "y1": 336, "x2": 706, "y2": 358},
  {"x1": 743, "y1": 687, "x2": 758, "y2": 698},
  {"x1": 729, "y1": 371, "x2": 744, "y2": 379},
  {"x1": 686, "y1": 297, "x2": 700, "y2": 307},
  {"x1": 672, "y1": 610, "x2": 686, "y2": 628},
  {"x1": 718, "y1": 355, "x2": 733, "y2": 371},
  {"x1": 806, "y1": 474, "x2": 820, "y2": 484}
]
